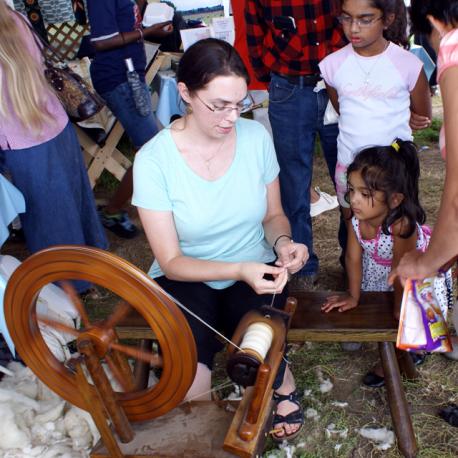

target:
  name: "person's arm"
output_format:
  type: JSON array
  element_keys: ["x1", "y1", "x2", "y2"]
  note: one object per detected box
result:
[
  {"x1": 409, "y1": 69, "x2": 432, "y2": 128},
  {"x1": 91, "y1": 22, "x2": 173, "y2": 52},
  {"x1": 322, "y1": 222, "x2": 362, "y2": 312},
  {"x1": 87, "y1": 0, "x2": 172, "y2": 53},
  {"x1": 391, "y1": 223, "x2": 419, "y2": 319},
  {"x1": 390, "y1": 66, "x2": 458, "y2": 283},
  {"x1": 262, "y1": 178, "x2": 309, "y2": 275},
  {"x1": 324, "y1": 83, "x2": 340, "y2": 114},
  {"x1": 138, "y1": 208, "x2": 287, "y2": 294},
  {"x1": 245, "y1": 0, "x2": 270, "y2": 82}
]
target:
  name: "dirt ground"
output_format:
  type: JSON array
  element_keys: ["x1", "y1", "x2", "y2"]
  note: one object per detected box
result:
[{"x1": 2, "y1": 100, "x2": 457, "y2": 457}]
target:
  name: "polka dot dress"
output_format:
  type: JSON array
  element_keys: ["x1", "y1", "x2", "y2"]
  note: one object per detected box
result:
[
  {"x1": 352, "y1": 216, "x2": 429, "y2": 292},
  {"x1": 351, "y1": 217, "x2": 451, "y2": 316}
]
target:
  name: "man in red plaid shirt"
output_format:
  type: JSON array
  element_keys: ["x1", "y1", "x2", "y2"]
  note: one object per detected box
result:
[{"x1": 246, "y1": 0, "x2": 347, "y2": 288}]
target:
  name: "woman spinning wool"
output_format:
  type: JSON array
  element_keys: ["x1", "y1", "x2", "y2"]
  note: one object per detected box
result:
[
  {"x1": 133, "y1": 39, "x2": 307, "y2": 442},
  {"x1": 0, "y1": 0, "x2": 107, "y2": 294}
]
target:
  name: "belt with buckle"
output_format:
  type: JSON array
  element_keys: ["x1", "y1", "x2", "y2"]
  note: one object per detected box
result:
[{"x1": 274, "y1": 72, "x2": 322, "y2": 86}]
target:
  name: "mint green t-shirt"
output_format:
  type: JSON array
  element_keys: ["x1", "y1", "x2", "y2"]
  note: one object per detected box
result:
[{"x1": 132, "y1": 118, "x2": 279, "y2": 289}]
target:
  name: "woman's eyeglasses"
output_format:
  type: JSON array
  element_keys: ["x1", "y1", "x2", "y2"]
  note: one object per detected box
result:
[
  {"x1": 195, "y1": 92, "x2": 255, "y2": 115},
  {"x1": 337, "y1": 15, "x2": 383, "y2": 28}
]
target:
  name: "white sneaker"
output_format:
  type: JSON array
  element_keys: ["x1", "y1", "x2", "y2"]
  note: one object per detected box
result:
[{"x1": 310, "y1": 187, "x2": 339, "y2": 217}]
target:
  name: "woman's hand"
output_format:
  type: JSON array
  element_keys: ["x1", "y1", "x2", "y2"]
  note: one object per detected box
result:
[
  {"x1": 321, "y1": 294, "x2": 358, "y2": 313},
  {"x1": 274, "y1": 239, "x2": 309, "y2": 275},
  {"x1": 239, "y1": 262, "x2": 288, "y2": 295},
  {"x1": 143, "y1": 21, "x2": 173, "y2": 38},
  {"x1": 388, "y1": 249, "x2": 436, "y2": 286}
]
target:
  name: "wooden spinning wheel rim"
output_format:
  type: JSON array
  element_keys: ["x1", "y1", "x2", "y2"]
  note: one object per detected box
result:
[{"x1": 4, "y1": 246, "x2": 197, "y2": 422}]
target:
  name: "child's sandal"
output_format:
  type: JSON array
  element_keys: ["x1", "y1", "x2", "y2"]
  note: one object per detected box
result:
[{"x1": 271, "y1": 389, "x2": 304, "y2": 442}]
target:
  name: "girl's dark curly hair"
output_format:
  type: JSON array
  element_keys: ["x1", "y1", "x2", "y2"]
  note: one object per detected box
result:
[
  {"x1": 346, "y1": 139, "x2": 426, "y2": 238},
  {"x1": 409, "y1": 0, "x2": 458, "y2": 35}
]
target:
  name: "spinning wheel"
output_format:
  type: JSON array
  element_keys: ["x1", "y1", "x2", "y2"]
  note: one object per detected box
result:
[
  {"x1": 4, "y1": 245, "x2": 297, "y2": 457},
  {"x1": 4, "y1": 245, "x2": 197, "y2": 422}
]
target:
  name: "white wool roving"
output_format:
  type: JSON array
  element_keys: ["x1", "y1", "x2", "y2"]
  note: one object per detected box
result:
[
  {"x1": 0, "y1": 402, "x2": 31, "y2": 449},
  {"x1": 0, "y1": 363, "x2": 97, "y2": 457},
  {"x1": 358, "y1": 426, "x2": 395, "y2": 451},
  {"x1": 64, "y1": 406, "x2": 100, "y2": 450}
]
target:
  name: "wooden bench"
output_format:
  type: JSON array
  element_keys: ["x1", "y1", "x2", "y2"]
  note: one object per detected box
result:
[
  {"x1": 289, "y1": 291, "x2": 417, "y2": 458},
  {"x1": 116, "y1": 291, "x2": 417, "y2": 458}
]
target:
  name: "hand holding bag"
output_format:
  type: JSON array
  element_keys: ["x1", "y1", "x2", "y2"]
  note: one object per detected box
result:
[
  {"x1": 16, "y1": 12, "x2": 104, "y2": 122},
  {"x1": 397, "y1": 277, "x2": 452, "y2": 353}
]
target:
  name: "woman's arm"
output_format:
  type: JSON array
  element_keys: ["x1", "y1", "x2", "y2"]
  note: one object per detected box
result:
[
  {"x1": 262, "y1": 178, "x2": 309, "y2": 274},
  {"x1": 138, "y1": 208, "x2": 287, "y2": 294},
  {"x1": 322, "y1": 222, "x2": 362, "y2": 312},
  {"x1": 391, "y1": 224, "x2": 418, "y2": 318},
  {"x1": 391, "y1": 66, "x2": 458, "y2": 282},
  {"x1": 92, "y1": 22, "x2": 173, "y2": 52},
  {"x1": 409, "y1": 69, "x2": 432, "y2": 124}
]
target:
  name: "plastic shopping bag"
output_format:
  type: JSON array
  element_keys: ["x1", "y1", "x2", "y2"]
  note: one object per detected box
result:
[{"x1": 397, "y1": 277, "x2": 452, "y2": 352}]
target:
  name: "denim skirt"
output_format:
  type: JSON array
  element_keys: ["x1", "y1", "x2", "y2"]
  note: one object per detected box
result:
[{"x1": 0, "y1": 121, "x2": 108, "y2": 292}]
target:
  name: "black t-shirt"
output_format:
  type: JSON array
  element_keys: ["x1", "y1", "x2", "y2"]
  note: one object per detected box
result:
[{"x1": 87, "y1": 0, "x2": 147, "y2": 94}]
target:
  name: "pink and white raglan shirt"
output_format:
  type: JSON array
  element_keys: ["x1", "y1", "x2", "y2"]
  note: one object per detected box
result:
[
  {"x1": 319, "y1": 42, "x2": 423, "y2": 167},
  {"x1": 437, "y1": 29, "x2": 458, "y2": 159}
]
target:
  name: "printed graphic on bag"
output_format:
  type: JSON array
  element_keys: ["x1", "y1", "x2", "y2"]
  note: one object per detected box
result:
[{"x1": 397, "y1": 277, "x2": 452, "y2": 353}]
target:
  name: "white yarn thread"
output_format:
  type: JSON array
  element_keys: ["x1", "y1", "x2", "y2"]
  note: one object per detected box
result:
[{"x1": 239, "y1": 322, "x2": 274, "y2": 361}]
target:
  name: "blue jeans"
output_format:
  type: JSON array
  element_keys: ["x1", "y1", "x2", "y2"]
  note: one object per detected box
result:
[
  {"x1": 269, "y1": 73, "x2": 343, "y2": 276},
  {"x1": 101, "y1": 81, "x2": 159, "y2": 149},
  {"x1": 1, "y1": 122, "x2": 108, "y2": 293}
]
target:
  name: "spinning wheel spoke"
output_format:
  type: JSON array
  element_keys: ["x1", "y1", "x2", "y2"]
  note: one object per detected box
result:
[
  {"x1": 104, "y1": 353, "x2": 131, "y2": 392},
  {"x1": 110, "y1": 342, "x2": 163, "y2": 367},
  {"x1": 61, "y1": 281, "x2": 91, "y2": 328},
  {"x1": 103, "y1": 301, "x2": 131, "y2": 329},
  {"x1": 37, "y1": 315, "x2": 81, "y2": 337}
]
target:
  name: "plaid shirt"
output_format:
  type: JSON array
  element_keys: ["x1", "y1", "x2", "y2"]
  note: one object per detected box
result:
[{"x1": 246, "y1": 0, "x2": 346, "y2": 81}]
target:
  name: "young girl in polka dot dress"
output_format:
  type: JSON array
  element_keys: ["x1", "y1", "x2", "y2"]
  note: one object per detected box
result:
[{"x1": 322, "y1": 139, "x2": 451, "y2": 386}]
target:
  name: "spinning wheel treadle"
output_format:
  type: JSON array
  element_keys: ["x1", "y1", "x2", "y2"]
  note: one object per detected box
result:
[{"x1": 4, "y1": 245, "x2": 197, "y2": 422}]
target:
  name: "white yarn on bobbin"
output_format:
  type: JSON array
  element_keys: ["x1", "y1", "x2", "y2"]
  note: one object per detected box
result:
[{"x1": 240, "y1": 322, "x2": 274, "y2": 361}]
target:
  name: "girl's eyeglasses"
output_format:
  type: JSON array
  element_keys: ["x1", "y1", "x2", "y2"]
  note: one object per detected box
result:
[
  {"x1": 195, "y1": 92, "x2": 255, "y2": 115},
  {"x1": 337, "y1": 15, "x2": 383, "y2": 28}
]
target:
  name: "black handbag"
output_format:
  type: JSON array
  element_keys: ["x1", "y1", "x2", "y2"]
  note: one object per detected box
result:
[{"x1": 16, "y1": 12, "x2": 104, "y2": 122}]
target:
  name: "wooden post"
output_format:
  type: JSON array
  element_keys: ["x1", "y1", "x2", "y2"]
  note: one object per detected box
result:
[
  {"x1": 379, "y1": 342, "x2": 417, "y2": 458},
  {"x1": 239, "y1": 363, "x2": 271, "y2": 442},
  {"x1": 395, "y1": 349, "x2": 418, "y2": 380},
  {"x1": 78, "y1": 339, "x2": 134, "y2": 444},
  {"x1": 133, "y1": 339, "x2": 153, "y2": 390},
  {"x1": 75, "y1": 362, "x2": 125, "y2": 458}
]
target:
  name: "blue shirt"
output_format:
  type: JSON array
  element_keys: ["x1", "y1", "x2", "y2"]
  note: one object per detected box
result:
[
  {"x1": 132, "y1": 118, "x2": 279, "y2": 289},
  {"x1": 87, "y1": 0, "x2": 146, "y2": 94}
]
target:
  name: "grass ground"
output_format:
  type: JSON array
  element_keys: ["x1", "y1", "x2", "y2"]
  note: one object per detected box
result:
[{"x1": 2, "y1": 98, "x2": 456, "y2": 457}]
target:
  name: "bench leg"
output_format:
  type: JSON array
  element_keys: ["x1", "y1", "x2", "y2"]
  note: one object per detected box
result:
[
  {"x1": 379, "y1": 342, "x2": 417, "y2": 458},
  {"x1": 395, "y1": 349, "x2": 418, "y2": 380},
  {"x1": 133, "y1": 339, "x2": 153, "y2": 390}
]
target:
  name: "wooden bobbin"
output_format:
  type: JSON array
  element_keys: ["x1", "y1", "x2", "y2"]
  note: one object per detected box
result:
[
  {"x1": 227, "y1": 310, "x2": 286, "y2": 387},
  {"x1": 239, "y1": 322, "x2": 274, "y2": 362}
]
